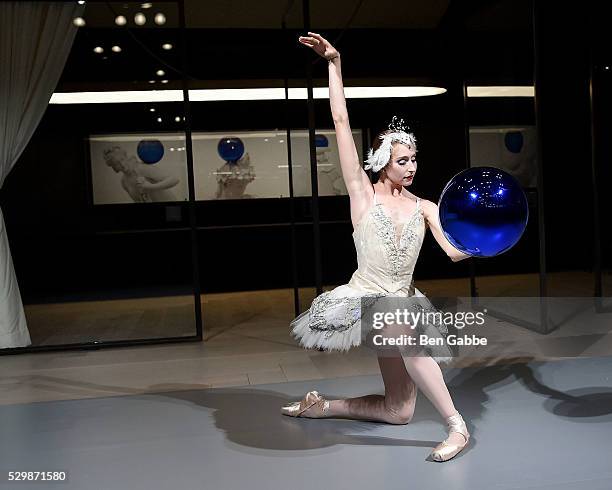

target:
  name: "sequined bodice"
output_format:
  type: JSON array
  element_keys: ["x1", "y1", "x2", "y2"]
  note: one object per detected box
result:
[{"x1": 347, "y1": 193, "x2": 425, "y2": 296}]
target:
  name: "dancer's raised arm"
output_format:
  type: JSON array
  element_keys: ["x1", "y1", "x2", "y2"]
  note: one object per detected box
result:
[{"x1": 298, "y1": 32, "x2": 373, "y2": 225}]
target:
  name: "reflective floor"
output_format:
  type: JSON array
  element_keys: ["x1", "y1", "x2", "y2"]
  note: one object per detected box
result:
[{"x1": 1, "y1": 356, "x2": 611, "y2": 490}]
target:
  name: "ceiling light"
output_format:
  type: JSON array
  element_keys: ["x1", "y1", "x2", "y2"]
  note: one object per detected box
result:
[
  {"x1": 141, "y1": 2, "x2": 152, "y2": 8},
  {"x1": 77, "y1": 1, "x2": 86, "y2": 4},
  {"x1": 161, "y1": 79, "x2": 169, "y2": 84},
  {"x1": 149, "y1": 108, "x2": 155, "y2": 112},
  {"x1": 187, "y1": 86, "x2": 448, "y2": 100},
  {"x1": 467, "y1": 86, "x2": 534, "y2": 97},
  {"x1": 174, "y1": 116, "x2": 181, "y2": 122},
  {"x1": 162, "y1": 43, "x2": 173, "y2": 50},
  {"x1": 73, "y1": 17, "x2": 85, "y2": 27},
  {"x1": 148, "y1": 80, "x2": 156, "y2": 84},
  {"x1": 157, "y1": 117, "x2": 162, "y2": 122},
  {"x1": 49, "y1": 86, "x2": 449, "y2": 104},
  {"x1": 156, "y1": 69, "x2": 165, "y2": 76},
  {"x1": 111, "y1": 45, "x2": 122, "y2": 53},
  {"x1": 115, "y1": 15, "x2": 127, "y2": 26},
  {"x1": 93, "y1": 46, "x2": 104, "y2": 54},
  {"x1": 154, "y1": 13, "x2": 166, "y2": 25},
  {"x1": 134, "y1": 13, "x2": 146, "y2": 25}
]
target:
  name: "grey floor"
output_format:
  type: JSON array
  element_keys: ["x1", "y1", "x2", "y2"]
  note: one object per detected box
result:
[{"x1": 2, "y1": 356, "x2": 612, "y2": 490}]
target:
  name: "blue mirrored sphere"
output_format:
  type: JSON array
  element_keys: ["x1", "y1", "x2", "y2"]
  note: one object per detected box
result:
[
  {"x1": 438, "y1": 166, "x2": 529, "y2": 257},
  {"x1": 218, "y1": 137, "x2": 244, "y2": 163},
  {"x1": 137, "y1": 139, "x2": 164, "y2": 164},
  {"x1": 504, "y1": 131, "x2": 524, "y2": 153},
  {"x1": 315, "y1": 134, "x2": 329, "y2": 148}
]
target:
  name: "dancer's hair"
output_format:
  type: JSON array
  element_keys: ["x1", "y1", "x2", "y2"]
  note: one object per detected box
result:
[{"x1": 365, "y1": 116, "x2": 418, "y2": 182}]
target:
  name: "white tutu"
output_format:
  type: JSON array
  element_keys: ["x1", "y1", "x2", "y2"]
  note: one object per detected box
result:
[{"x1": 290, "y1": 284, "x2": 455, "y2": 365}]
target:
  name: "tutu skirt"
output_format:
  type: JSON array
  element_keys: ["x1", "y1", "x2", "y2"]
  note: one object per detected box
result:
[{"x1": 290, "y1": 284, "x2": 456, "y2": 365}]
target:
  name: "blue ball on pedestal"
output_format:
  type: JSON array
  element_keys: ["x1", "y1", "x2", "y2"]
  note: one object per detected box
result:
[
  {"x1": 315, "y1": 134, "x2": 329, "y2": 148},
  {"x1": 504, "y1": 131, "x2": 524, "y2": 153},
  {"x1": 438, "y1": 166, "x2": 529, "y2": 257},
  {"x1": 218, "y1": 137, "x2": 244, "y2": 163},
  {"x1": 137, "y1": 139, "x2": 164, "y2": 164}
]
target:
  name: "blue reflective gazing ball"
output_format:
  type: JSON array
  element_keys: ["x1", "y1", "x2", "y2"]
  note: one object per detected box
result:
[
  {"x1": 137, "y1": 139, "x2": 164, "y2": 164},
  {"x1": 438, "y1": 167, "x2": 529, "y2": 257},
  {"x1": 504, "y1": 131, "x2": 524, "y2": 153},
  {"x1": 218, "y1": 137, "x2": 244, "y2": 163},
  {"x1": 315, "y1": 134, "x2": 329, "y2": 148}
]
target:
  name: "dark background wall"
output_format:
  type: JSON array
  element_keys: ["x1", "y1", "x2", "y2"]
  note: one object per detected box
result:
[{"x1": 1, "y1": 3, "x2": 608, "y2": 304}]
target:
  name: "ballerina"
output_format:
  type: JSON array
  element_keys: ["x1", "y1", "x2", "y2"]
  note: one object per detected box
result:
[{"x1": 281, "y1": 32, "x2": 471, "y2": 462}]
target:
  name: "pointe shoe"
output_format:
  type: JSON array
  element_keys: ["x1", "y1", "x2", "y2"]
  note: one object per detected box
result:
[
  {"x1": 281, "y1": 390, "x2": 330, "y2": 418},
  {"x1": 431, "y1": 412, "x2": 470, "y2": 462}
]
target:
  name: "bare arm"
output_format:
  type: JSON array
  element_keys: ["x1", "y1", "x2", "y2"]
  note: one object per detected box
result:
[
  {"x1": 298, "y1": 32, "x2": 372, "y2": 223},
  {"x1": 138, "y1": 165, "x2": 180, "y2": 190},
  {"x1": 421, "y1": 199, "x2": 471, "y2": 262}
]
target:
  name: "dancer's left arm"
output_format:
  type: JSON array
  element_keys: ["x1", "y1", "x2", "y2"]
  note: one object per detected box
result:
[{"x1": 420, "y1": 199, "x2": 470, "y2": 262}]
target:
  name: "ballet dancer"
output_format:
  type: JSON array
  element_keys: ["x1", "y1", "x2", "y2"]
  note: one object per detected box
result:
[{"x1": 281, "y1": 32, "x2": 471, "y2": 462}]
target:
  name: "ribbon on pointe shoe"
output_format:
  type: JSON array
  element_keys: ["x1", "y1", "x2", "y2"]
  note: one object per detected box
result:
[
  {"x1": 431, "y1": 412, "x2": 470, "y2": 462},
  {"x1": 281, "y1": 390, "x2": 330, "y2": 417}
]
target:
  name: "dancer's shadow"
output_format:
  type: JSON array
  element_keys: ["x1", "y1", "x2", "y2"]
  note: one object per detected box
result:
[
  {"x1": 507, "y1": 360, "x2": 612, "y2": 420},
  {"x1": 144, "y1": 355, "x2": 612, "y2": 456},
  {"x1": 446, "y1": 356, "x2": 612, "y2": 422},
  {"x1": 143, "y1": 357, "x2": 530, "y2": 456},
  {"x1": 147, "y1": 386, "x2": 441, "y2": 452}
]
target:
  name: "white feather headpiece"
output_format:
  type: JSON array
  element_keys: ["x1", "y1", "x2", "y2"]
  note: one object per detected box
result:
[{"x1": 364, "y1": 116, "x2": 418, "y2": 172}]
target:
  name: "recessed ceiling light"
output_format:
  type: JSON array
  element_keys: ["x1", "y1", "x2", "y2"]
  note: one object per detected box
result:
[
  {"x1": 77, "y1": 1, "x2": 86, "y2": 5},
  {"x1": 73, "y1": 17, "x2": 85, "y2": 27},
  {"x1": 161, "y1": 79, "x2": 169, "y2": 84},
  {"x1": 134, "y1": 13, "x2": 146, "y2": 25},
  {"x1": 93, "y1": 46, "x2": 104, "y2": 54},
  {"x1": 156, "y1": 69, "x2": 165, "y2": 76},
  {"x1": 141, "y1": 2, "x2": 152, "y2": 8},
  {"x1": 154, "y1": 12, "x2": 166, "y2": 25},
  {"x1": 111, "y1": 45, "x2": 121, "y2": 53},
  {"x1": 149, "y1": 108, "x2": 155, "y2": 112},
  {"x1": 174, "y1": 116, "x2": 181, "y2": 122},
  {"x1": 148, "y1": 80, "x2": 156, "y2": 84},
  {"x1": 162, "y1": 43, "x2": 173, "y2": 50},
  {"x1": 115, "y1": 15, "x2": 127, "y2": 26},
  {"x1": 157, "y1": 117, "x2": 162, "y2": 122}
]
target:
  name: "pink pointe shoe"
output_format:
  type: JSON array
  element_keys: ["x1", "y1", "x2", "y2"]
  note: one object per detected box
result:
[
  {"x1": 281, "y1": 390, "x2": 330, "y2": 418},
  {"x1": 431, "y1": 412, "x2": 470, "y2": 462}
]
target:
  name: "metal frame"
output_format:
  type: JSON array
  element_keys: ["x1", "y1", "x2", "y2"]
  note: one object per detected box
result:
[{"x1": 467, "y1": 0, "x2": 552, "y2": 334}]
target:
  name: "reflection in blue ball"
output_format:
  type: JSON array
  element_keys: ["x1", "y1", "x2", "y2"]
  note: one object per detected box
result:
[
  {"x1": 315, "y1": 134, "x2": 329, "y2": 148},
  {"x1": 218, "y1": 137, "x2": 244, "y2": 163},
  {"x1": 137, "y1": 139, "x2": 164, "y2": 164},
  {"x1": 504, "y1": 131, "x2": 524, "y2": 153},
  {"x1": 438, "y1": 167, "x2": 529, "y2": 257}
]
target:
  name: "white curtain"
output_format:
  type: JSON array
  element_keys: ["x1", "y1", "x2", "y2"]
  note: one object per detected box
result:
[{"x1": 0, "y1": 2, "x2": 81, "y2": 348}]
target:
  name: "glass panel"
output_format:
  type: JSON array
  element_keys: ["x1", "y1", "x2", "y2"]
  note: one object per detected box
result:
[
  {"x1": 2, "y1": 1, "x2": 197, "y2": 349},
  {"x1": 185, "y1": 1, "x2": 310, "y2": 352},
  {"x1": 465, "y1": 2, "x2": 540, "y2": 299}
]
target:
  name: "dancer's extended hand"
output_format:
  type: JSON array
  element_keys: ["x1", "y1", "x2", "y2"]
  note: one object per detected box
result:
[{"x1": 298, "y1": 31, "x2": 339, "y2": 61}]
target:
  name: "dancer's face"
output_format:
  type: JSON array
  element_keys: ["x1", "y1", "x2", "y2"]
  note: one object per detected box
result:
[{"x1": 383, "y1": 143, "x2": 417, "y2": 186}]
